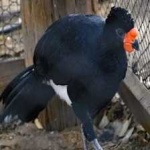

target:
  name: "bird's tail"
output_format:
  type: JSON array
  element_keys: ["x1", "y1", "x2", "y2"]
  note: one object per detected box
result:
[
  {"x1": 0, "y1": 65, "x2": 55, "y2": 124},
  {"x1": 0, "y1": 65, "x2": 34, "y2": 105}
]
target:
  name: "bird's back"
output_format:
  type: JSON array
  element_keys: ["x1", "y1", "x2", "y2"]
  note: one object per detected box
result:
[{"x1": 34, "y1": 14, "x2": 105, "y2": 84}]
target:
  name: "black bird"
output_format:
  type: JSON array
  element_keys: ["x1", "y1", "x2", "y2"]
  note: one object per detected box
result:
[{"x1": 0, "y1": 7, "x2": 139, "y2": 150}]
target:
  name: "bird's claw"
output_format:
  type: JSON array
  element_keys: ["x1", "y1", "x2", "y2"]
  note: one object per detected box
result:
[{"x1": 91, "y1": 139, "x2": 103, "y2": 150}]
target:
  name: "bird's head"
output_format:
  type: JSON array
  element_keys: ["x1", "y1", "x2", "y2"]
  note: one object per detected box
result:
[{"x1": 104, "y1": 7, "x2": 139, "y2": 53}]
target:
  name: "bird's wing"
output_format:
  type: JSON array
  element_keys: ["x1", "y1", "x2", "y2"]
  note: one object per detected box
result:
[{"x1": 33, "y1": 14, "x2": 105, "y2": 84}]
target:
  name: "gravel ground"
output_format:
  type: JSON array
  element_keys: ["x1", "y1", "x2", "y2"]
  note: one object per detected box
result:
[
  {"x1": 0, "y1": 121, "x2": 150, "y2": 150},
  {"x1": 0, "y1": 96, "x2": 150, "y2": 150}
]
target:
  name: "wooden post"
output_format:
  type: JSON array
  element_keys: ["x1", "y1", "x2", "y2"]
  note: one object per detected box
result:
[
  {"x1": 21, "y1": 0, "x2": 93, "y2": 130},
  {"x1": 21, "y1": 0, "x2": 53, "y2": 66},
  {"x1": 21, "y1": 0, "x2": 93, "y2": 66},
  {"x1": 119, "y1": 69, "x2": 150, "y2": 133}
]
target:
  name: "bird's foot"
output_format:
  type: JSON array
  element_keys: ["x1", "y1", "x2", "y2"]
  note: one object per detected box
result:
[{"x1": 91, "y1": 139, "x2": 103, "y2": 150}]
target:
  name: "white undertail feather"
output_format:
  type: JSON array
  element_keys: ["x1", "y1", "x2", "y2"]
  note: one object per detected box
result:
[
  {"x1": 45, "y1": 80, "x2": 72, "y2": 106},
  {"x1": 4, "y1": 115, "x2": 12, "y2": 123},
  {"x1": 4, "y1": 115, "x2": 22, "y2": 125}
]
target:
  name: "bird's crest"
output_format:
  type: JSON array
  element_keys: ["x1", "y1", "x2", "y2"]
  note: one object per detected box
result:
[{"x1": 106, "y1": 7, "x2": 134, "y2": 33}]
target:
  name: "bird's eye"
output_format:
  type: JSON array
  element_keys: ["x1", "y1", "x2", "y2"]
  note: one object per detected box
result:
[{"x1": 116, "y1": 28, "x2": 125, "y2": 37}]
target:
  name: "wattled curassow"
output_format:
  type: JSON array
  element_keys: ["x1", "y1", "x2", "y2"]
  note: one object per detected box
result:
[{"x1": 0, "y1": 7, "x2": 139, "y2": 150}]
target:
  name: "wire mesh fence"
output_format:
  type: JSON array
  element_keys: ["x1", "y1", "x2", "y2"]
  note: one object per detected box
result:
[
  {"x1": 91, "y1": 0, "x2": 150, "y2": 89},
  {"x1": 0, "y1": 0, "x2": 23, "y2": 59},
  {"x1": 0, "y1": 0, "x2": 149, "y2": 88},
  {"x1": 115, "y1": 0, "x2": 150, "y2": 89}
]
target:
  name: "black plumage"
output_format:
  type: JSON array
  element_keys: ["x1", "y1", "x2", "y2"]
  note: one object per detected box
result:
[
  {"x1": 0, "y1": 7, "x2": 138, "y2": 149},
  {"x1": 0, "y1": 66, "x2": 55, "y2": 123}
]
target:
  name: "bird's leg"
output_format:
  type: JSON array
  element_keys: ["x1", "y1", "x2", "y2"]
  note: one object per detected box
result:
[
  {"x1": 80, "y1": 124, "x2": 89, "y2": 150},
  {"x1": 72, "y1": 102, "x2": 103, "y2": 150}
]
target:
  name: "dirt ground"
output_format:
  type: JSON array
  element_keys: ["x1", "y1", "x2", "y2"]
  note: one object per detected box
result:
[
  {"x1": 0, "y1": 122, "x2": 150, "y2": 150},
  {"x1": 0, "y1": 124, "x2": 82, "y2": 150},
  {"x1": 0, "y1": 96, "x2": 150, "y2": 150}
]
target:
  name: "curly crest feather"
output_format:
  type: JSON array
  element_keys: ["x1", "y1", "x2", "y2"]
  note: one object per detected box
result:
[{"x1": 106, "y1": 7, "x2": 134, "y2": 32}]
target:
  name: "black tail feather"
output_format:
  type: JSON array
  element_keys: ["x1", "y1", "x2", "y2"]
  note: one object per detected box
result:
[
  {"x1": 0, "y1": 65, "x2": 34, "y2": 104},
  {"x1": 3, "y1": 71, "x2": 32, "y2": 108},
  {"x1": 0, "y1": 66, "x2": 55, "y2": 124}
]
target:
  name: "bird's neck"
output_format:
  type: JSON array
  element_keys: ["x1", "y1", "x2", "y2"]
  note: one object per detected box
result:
[
  {"x1": 101, "y1": 25, "x2": 124, "y2": 55},
  {"x1": 98, "y1": 35, "x2": 127, "y2": 75}
]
